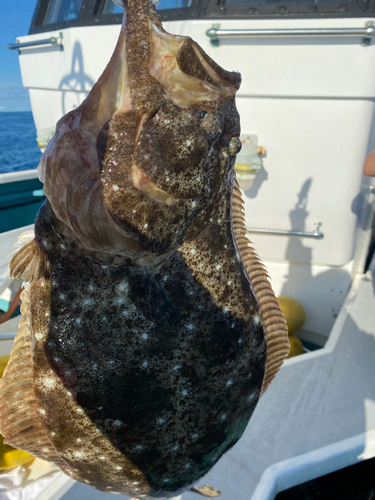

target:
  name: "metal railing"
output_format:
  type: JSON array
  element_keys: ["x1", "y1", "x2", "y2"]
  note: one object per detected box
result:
[
  {"x1": 247, "y1": 222, "x2": 324, "y2": 239},
  {"x1": 207, "y1": 23, "x2": 375, "y2": 46},
  {"x1": 8, "y1": 33, "x2": 63, "y2": 52}
]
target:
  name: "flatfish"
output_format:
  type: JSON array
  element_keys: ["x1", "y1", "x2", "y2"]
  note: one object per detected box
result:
[{"x1": 0, "y1": 0, "x2": 289, "y2": 497}]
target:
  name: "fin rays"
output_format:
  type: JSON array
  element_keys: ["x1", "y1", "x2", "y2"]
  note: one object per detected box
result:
[{"x1": 231, "y1": 178, "x2": 289, "y2": 394}]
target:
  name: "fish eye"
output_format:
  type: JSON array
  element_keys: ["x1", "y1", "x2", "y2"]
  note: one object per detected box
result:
[
  {"x1": 229, "y1": 137, "x2": 242, "y2": 156},
  {"x1": 200, "y1": 111, "x2": 209, "y2": 120}
]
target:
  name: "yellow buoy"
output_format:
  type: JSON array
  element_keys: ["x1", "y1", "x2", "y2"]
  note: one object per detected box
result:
[
  {"x1": 287, "y1": 335, "x2": 304, "y2": 358},
  {"x1": 0, "y1": 355, "x2": 34, "y2": 470},
  {"x1": 277, "y1": 296, "x2": 306, "y2": 334}
]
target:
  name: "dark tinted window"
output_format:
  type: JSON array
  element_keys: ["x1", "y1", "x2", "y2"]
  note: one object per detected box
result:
[
  {"x1": 102, "y1": 0, "x2": 123, "y2": 14},
  {"x1": 29, "y1": 0, "x2": 375, "y2": 34},
  {"x1": 157, "y1": 0, "x2": 193, "y2": 8},
  {"x1": 43, "y1": 0, "x2": 83, "y2": 24}
]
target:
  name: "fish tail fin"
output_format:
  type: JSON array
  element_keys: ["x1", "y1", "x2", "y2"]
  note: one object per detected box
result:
[{"x1": 9, "y1": 238, "x2": 49, "y2": 282}]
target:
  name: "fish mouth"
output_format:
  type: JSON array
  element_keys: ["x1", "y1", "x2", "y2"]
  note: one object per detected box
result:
[
  {"x1": 82, "y1": 0, "x2": 240, "y2": 140},
  {"x1": 39, "y1": 0, "x2": 241, "y2": 263}
]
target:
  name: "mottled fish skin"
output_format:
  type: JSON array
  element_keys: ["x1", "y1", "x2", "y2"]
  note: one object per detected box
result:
[{"x1": 0, "y1": 0, "x2": 289, "y2": 497}]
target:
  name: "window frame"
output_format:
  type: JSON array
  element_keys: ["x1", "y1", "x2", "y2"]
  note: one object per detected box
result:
[{"x1": 28, "y1": 0, "x2": 375, "y2": 35}]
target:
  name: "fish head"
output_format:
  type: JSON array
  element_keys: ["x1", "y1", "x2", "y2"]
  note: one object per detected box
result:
[{"x1": 38, "y1": 0, "x2": 242, "y2": 264}]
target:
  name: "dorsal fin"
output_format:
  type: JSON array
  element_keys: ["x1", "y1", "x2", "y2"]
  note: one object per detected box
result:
[
  {"x1": 9, "y1": 232, "x2": 49, "y2": 282},
  {"x1": 231, "y1": 178, "x2": 290, "y2": 394}
]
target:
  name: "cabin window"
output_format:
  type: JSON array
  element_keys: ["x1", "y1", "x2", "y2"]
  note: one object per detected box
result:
[
  {"x1": 28, "y1": 0, "x2": 375, "y2": 35},
  {"x1": 157, "y1": 0, "x2": 193, "y2": 9},
  {"x1": 102, "y1": 0, "x2": 123, "y2": 14},
  {"x1": 43, "y1": 0, "x2": 83, "y2": 24}
]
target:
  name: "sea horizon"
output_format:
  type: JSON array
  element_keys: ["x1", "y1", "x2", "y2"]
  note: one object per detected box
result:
[{"x1": 0, "y1": 111, "x2": 42, "y2": 174}]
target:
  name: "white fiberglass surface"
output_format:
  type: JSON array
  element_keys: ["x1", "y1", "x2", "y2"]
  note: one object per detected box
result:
[{"x1": 239, "y1": 97, "x2": 374, "y2": 267}]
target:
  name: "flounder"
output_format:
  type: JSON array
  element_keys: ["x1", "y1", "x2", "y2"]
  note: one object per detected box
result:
[{"x1": 0, "y1": 0, "x2": 289, "y2": 497}]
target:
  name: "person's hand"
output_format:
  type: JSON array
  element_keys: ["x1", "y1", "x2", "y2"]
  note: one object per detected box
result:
[{"x1": 364, "y1": 149, "x2": 375, "y2": 177}]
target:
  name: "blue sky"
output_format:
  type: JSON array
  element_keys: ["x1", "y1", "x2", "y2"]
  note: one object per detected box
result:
[{"x1": 0, "y1": 0, "x2": 38, "y2": 112}]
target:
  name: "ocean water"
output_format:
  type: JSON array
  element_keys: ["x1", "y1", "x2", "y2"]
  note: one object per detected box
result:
[{"x1": 0, "y1": 112, "x2": 42, "y2": 174}]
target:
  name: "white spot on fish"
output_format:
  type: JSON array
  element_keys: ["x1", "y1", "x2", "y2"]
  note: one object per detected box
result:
[
  {"x1": 164, "y1": 119, "x2": 171, "y2": 124},
  {"x1": 249, "y1": 393, "x2": 255, "y2": 401},
  {"x1": 43, "y1": 377, "x2": 56, "y2": 389},
  {"x1": 144, "y1": 223, "x2": 148, "y2": 229},
  {"x1": 116, "y1": 297, "x2": 125, "y2": 305},
  {"x1": 75, "y1": 318, "x2": 81, "y2": 325},
  {"x1": 118, "y1": 282, "x2": 128, "y2": 292},
  {"x1": 238, "y1": 338, "x2": 242, "y2": 343},
  {"x1": 88, "y1": 284, "x2": 94, "y2": 291},
  {"x1": 186, "y1": 140, "x2": 191, "y2": 147},
  {"x1": 166, "y1": 176, "x2": 170, "y2": 181},
  {"x1": 182, "y1": 390, "x2": 188, "y2": 396},
  {"x1": 216, "y1": 264, "x2": 222, "y2": 270},
  {"x1": 185, "y1": 463, "x2": 191, "y2": 469},
  {"x1": 61, "y1": 243, "x2": 66, "y2": 250},
  {"x1": 59, "y1": 294, "x2": 65, "y2": 300},
  {"x1": 142, "y1": 333, "x2": 148, "y2": 340},
  {"x1": 112, "y1": 184, "x2": 119, "y2": 191},
  {"x1": 254, "y1": 316, "x2": 260, "y2": 325},
  {"x1": 99, "y1": 456, "x2": 105, "y2": 460},
  {"x1": 82, "y1": 298, "x2": 92, "y2": 306},
  {"x1": 228, "y1": 281, "x2": 232, "y2": 285},
  {"x1": 173, "y1": 365, "x2": 181, "y2": 370},
  {"x1": 116, "y1": 466, "x2": 123, "y2": 470},
  {"x1": 76, "y1": 408, "x2": 83, "y2": 413},
  {"x1": 192, "y1": 433, "x2": 198, "y2": 439},
  {"x1": 35, "y1": 332, "x2": 43, "y2": 341},
  {"x1": 121, "y1": 310, "x2": 128, "y2": 316},
  {"x1": 45, "y1": 312, "x2": 50, "y2": 317},
  {"x1": 227, "y1": 380, "x2": 233, "y2": 387},
  {"x1": 163, "y1": 479, "x2": 170, "y2": 483},
  {"x1": 191, "y1": 249, "x2": 196, "y2": 255},
  {"x1": 173, "y1": 445, "x2": 179, "y2": 451},
  {"x1": 231, "y1": 323, "x2": 235, "y2": 328},
  {"x1": 223, "y1": 308, "x2": 228, "y2": 314},
  {"x1": 163, "y1": 275, "x2": 168, "y2": 281},
  {"x1": 132, "y1": 209, "x2": 137, "y2": 213},
  {"x1": 98, "y1": 406, "x2": 103, "y2": 410},
  {"x1": 51, "y1": 432, "x2": 56, "y2": 436},
  {"x1": 187, "y1": 324, "x2": 194, "y2": 330},
  {"x1": 93, "y1": 363, "x2": 98, "y2": 370},
  {"x1": 135, "y1": 445, "x2": 143, "y2": 450},
  {"x1": 77, "y1": 438, "x2": 82, "y2": 443},
  {"x1": 158, "y1": 418, "x2": 165, "y2": 424},
  {"x1": 109, "y1": 360, "x2": 114, "y2": 364},
  {"x1": 142, "y1": 361, "x2": 148, "y2": 368},
  {"x1": 218, "y1": 219, "x2": 221, "y2": 224},
  {"x1": 221, "y1": 414, "x2": 226, "y2": 420},
  {"x1": 113, "y1": 420, "x2": 122, "y2": 426},
  {"x1": 39, "y1": 409, "x2": 46, "y2": 415},
  {"x1": 192, "y1": 201, "x2": 196, "y2": 208},
  {"x1": 73, "y1": 451, "x2": 84, "y2": 458}
]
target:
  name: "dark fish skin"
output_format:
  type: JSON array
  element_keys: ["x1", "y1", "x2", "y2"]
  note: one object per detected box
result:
[{"x1": 0, "y1": 0, "x2": 289, "y2": 497}]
